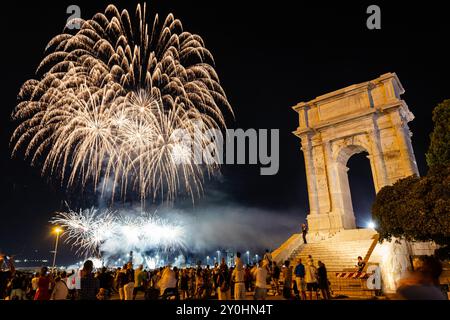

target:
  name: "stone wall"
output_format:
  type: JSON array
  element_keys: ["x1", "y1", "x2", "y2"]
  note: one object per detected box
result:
[{"x1": 369, "y1": 239, "x2": 438, "y2": 293}]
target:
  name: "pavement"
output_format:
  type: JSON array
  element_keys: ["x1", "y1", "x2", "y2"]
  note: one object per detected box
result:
[{"x1": 109, "y1": 290, "x2": 345, "y2": 301}]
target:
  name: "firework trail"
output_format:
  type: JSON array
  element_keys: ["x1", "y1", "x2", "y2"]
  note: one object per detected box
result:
[
  {"x1": 52, "y1": 207, "x2": 186, "y2": 257},
  {"x1": 11, "y1": 3, "x2": 232, "y2": 203}
]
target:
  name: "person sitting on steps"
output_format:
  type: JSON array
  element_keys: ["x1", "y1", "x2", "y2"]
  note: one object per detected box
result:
[{"x1": 356, "y1": 256, "x2": 366, "y2": 273}]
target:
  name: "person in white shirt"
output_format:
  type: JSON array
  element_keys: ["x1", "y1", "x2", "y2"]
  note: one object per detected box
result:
[
  {"x1": 253, "y1": 260, "x2": 269, "y2": 300},
  {"x1": 232, "y1": 252, "x2": 245, "y2": 300},
  {"x1": 50, "y1": 273, "x2": 68, "y2": 300},
  {"x1": 157, "y1": 266, "x2": 177, "y2": 296},
  {"x1": 305, "y1": 257, "x2": 319, "y2": 300}
]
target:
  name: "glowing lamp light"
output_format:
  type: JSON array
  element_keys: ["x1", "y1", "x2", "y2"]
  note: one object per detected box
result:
[
  {"x1": 53, "y1": 226, "x2": 62, "y2": 234},
  {"x1": 367, "y1": 221, "x2": 376, "y2": 229}
]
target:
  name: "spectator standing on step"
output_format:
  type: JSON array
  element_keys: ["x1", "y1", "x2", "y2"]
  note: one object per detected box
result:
[
  {"x1": 294, "y1": 258, "x2": 307, "y2": 300},
  {"x1": 282, "y1": 260, "x2": 293, "y2": 299},
  {"x1": 305, "y1": 257, "x2": 319, "y2": 300},
  {"x1": 301, "y1": 223, "x2": 308, "y2": 244},
  {"x1": 317, "y1": 261, "x2": 331, "y2": 300},
  {"x1": 271, "y1": 261, "x2": 281, "y2": 296}
]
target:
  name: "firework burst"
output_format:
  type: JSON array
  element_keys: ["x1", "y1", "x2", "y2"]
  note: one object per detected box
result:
[
  {"x1": 52, "y1": 208, "x2": 186, "y2": 257},
  {"x1": 51, "y1": 207, "x2": 117, "y2": 256},
  {"x1": 12, "y1": 3, "x2": 232, "y2": 203}
]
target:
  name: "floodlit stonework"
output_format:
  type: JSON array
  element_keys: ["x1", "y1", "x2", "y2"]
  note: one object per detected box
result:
[
  {"x1": 293, "y1": 73, "x2": 419, "y2": 235},
  {"x1": 272, "y1": 73, "x2": 437, "y2": 296}
]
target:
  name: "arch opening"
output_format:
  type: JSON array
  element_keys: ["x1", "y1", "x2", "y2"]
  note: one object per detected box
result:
[
  {"x1": 346, "y1": 151, "x2": 376, "y2": 228},
  {"x1": 333, "y1": 144, "x2": 373, "y2": 230}
]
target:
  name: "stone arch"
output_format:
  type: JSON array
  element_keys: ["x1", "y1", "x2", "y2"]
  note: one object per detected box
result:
[
  {"x1": 293, "y1": 73, "x2": 419, "y2": 234},
  {"x1": 335, "y1": 144, "x2": 367, "y2": 164},
  {"x1": 332, "y1": 143, "x2": 372, "y2": 230}
]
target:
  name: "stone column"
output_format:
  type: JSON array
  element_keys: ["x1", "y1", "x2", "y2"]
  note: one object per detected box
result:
[
  {"x1": 368, "y1": 124, "x2": 389, "y2": 192},
  {"x1": 390, "y1": 111, "x2": 419, "y2": 177},
  {"x1": 300, "y1": 134, "x2": 319, "y2": 215}
]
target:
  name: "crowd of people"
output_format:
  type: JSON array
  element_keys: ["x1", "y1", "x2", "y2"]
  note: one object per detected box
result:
[
  {"x1": 1, "y1": 251, "x2": 446, "y2": 300},
  {"x1": 0, "y1": 250, "x2": 334, "y2": 301}
]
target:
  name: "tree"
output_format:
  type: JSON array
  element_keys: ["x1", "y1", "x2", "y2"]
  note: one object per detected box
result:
[
  {"x1": 372, "y1": 175, "x2": 421, "y2": 242},
  {"x1": 426, "y1": 99, "x2": 450, "y2": 168},
  {"x1": 372, "y1": 99, "x2": 450, "y2": 258}
]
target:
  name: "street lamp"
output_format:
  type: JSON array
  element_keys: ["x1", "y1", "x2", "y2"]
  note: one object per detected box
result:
[
  {"x1": 246, "y1": 251, "x2": 250, "y2": 265},
  {"x1": 255, "y1": 254, "x2": 259, "y2": 263},
  {"x1": 217, "y1": 250, "x2": 220, "y2": 262},
  {"x1": 52, "y1": 227, "x2": 62, "y2": 269},
  {"x1": 206, "y1": 256, "x2": 210, "y2": 265}
]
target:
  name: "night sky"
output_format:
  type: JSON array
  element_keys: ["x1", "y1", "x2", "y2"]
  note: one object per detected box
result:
[{"x1": 1, "y1": 1, "x2": 449, "y2": 265}]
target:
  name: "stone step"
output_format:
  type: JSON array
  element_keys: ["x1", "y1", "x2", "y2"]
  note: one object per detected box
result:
[
  {"x1": 332, "y1": 290, "x2": 378, "y2": 298},
  {"x1": 274, "y1": 229, "x2": 381, "y2": 299}
]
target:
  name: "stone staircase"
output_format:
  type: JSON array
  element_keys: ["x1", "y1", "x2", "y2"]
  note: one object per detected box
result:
[
  {"x1": 274, "y1": 228, "x2": 381, "y2": 299},
  {"x1": 289, "y1": 229, "x2": 378, "y2": 271}
]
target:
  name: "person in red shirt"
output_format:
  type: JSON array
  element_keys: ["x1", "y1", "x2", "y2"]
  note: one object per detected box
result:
[{"x1": 34, "y1": 267, "x2": 51, "y2": 300}]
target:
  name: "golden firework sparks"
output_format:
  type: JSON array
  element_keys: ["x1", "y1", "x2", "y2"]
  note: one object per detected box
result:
[{"x1": 11, "y1": 3, "x2": 232, "y2": 203}]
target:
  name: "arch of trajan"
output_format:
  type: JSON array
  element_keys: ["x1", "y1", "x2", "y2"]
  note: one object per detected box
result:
[
  {"x1": 293, "y1": 72, "x2": 419, "y2": 234},
  {"x1": 273, "y1": 73, "x2": 437, "y2": 295}
]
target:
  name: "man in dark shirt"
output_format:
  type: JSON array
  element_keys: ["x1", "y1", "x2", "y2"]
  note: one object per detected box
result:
[
  {"x1": 294, "y1": 258, "x2": 306, "y2": 300},
  {"x1": 98, "y1": 267, "x2": 113, "y2": 297},
  {"x1": 79, "y1": 260, "x2": 99, "y2": 300},
  {"x1": 301, "y1": 223, "x2": 308, "y2": 244},
  {"x1": 317, "y1": 261, "x2": 331, "y2": 300},
  {"x1": 271, "y1": 262, "x2": 281, "y2": 296}
]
